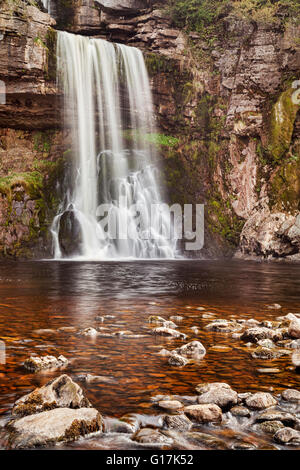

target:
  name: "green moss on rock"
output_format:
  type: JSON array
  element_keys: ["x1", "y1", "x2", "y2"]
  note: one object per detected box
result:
[{"x1": 268, "y1": 88, "x2": 299, "y2": 161}]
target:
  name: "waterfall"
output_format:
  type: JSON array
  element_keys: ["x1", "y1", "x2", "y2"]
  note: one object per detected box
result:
[{"x1": 51, "y1": 31, "x2": 177, "y2": 260}]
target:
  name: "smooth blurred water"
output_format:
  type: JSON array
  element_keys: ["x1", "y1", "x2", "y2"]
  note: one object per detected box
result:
[{"x1": 52, "y1": 32, "x2": 176, "y2": 260}]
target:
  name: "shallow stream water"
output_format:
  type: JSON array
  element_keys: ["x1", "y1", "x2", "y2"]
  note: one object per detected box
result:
[{"x1": 0, "y1": 259, "x2": 299, "y2": 449}]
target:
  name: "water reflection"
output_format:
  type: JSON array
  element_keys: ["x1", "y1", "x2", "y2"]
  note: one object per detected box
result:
[{"x1": 0, "y1": 259, "x2": 299, "y2": 446}]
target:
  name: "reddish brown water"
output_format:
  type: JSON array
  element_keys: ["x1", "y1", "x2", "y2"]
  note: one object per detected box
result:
[{"x1": 0, "y1": 259, "x2": 299, "y2": 449}]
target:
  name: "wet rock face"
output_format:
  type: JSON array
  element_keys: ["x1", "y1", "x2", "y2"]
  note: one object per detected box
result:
[
  {"x1": 0, "y1": 1, "x2": 59, "y2": 130},
  {"x1": 239, "y1": 209, "x2": 300, "y2": 260},
  {"x1": 58, "y1": 210, "x2": 83, "y2": 257}
]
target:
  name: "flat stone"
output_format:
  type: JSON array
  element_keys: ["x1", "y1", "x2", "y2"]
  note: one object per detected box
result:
[
  {"x1": 151, "y1": 327, "x2": 186, "y2": 339},
  {"x1": 257, "y1": 368, "x2": 281, "y2": 374},
  {"x1": 256, "y1": 409, "x2": 298, "y2": 427},
  {"x1": 158, "y1": 400, "x2": 183, "y2": 411},
  {"x1": 184, "y1": 404, "x2": 222, "y2": 423},
  {"x1": 245, "y1": 393, "x2": 277, "y2": 410},
  {"x1": 8, "y1": 407, "x2": 102, "y2": 449}
]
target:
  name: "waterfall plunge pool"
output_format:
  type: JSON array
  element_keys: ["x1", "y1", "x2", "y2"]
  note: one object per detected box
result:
[{"x1": 0, "y1": 259, "x2": 299, "y2": 449}]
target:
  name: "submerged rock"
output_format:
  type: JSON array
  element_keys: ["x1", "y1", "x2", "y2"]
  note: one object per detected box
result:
[
  {"x1": 251, "y1": 346, "x2": 290, "y2": 359},
  {"x1": 173, "y1": 341, "x2": 206, "y2": 359},
  {"x1": 185, "y1": 431, "x2": 228, "y2": 449},
  {"x1": 77, "y1": 373, "x2": 117, "y2": 385},
  {"x1": 8, "y1": 407, "x2": 102, "y2": 449},
  {"x1": 184, "y1": 404, "x2": 222, "y2": 423},
  {"x1": 204, "y1": 320, "x2": 239, "y2": 333},
  {"x1": 133, "y1": 428, "x2": 173, "y2": 445},
  {"x1": 78, "y1": 327, "x2": 98, "y2": 337},
  {"x1": 245, "y1": 392, "x2": 277, "y2": 410},
  {"x1": 241, "y1": 327, "x2": 280, "y2": 343},
  {"x1": 151, "y1": 327, "x2": 186, "y2": 339},
  {"x1": 12, "y1": 375, "x2": 91, "y2": 417},
  {"x1": 170, "y1": 316, "x2": 183, "y2": 322},
  {"x1": 23, "y1": 355, "x2": 68, "y2": 372},
  {"x1": 168, "y1": 353, "x2": 189, "y2": 367}
]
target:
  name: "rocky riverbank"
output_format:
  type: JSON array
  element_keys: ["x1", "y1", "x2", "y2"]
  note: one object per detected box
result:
[
  {"x1": 1, "y1": 373, "x2": 299, "y2": 450},
  {"x1": 0, "y1": 301, "x2": 299, "y2": 450}
]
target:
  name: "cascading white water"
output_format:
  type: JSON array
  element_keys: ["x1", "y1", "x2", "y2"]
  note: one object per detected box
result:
[{"x1": 51, "y1": 31, "x2": 177, "y2": 260}]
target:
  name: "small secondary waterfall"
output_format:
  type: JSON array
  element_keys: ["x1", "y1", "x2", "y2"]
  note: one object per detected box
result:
[{"x1": 51, "y1": 31, "x2": 177, "y2": 260}]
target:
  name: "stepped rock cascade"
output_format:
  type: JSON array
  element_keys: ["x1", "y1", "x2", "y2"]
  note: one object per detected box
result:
[{"x1": 51, "y1": 31, "x2": 177, "y2": 260}]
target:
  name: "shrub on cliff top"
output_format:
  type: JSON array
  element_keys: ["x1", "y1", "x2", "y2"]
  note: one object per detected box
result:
[{"x1": 166, "y1": 0, "x2": 299, "y2": 31}]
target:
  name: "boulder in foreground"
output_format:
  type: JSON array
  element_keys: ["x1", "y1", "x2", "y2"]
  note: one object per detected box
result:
[
  {"x1": 8, "y1": 407, "x2": 102, "y2": 449},
  {"x1": 12, "y1": 375, "x2": 92, "y2": 417}
]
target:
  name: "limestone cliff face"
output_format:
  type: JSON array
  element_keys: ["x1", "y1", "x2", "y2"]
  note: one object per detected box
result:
[
  {"x1": 0, "y1": 0, "x2": 299, "y2": 259},
  {"x1": 0, "y1": 0, "x2": 66, "y2": 257}
]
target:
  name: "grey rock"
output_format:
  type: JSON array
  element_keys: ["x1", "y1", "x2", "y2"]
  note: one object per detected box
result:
[
  {"x1": 12, "y1": 375, "x2": 91, "y2": 417},
  {"x1": 133, "y1": 427, "x2": 173, "y2": 445},
  {"x1": 245, "y1": 393, "x2": 277, "y2": 410},
  {"x1": 23, "y1": 355, "x2": 68, "y2": 372},
  {"x1": 173, "y1": 341, "x2": 206, "y2": 359},
  {"x1": 281, "y1": 389, "x2": 300, "y2": 403},
  {"x1": 196, "y1": 383, "x2": 238, "y2": 409},
  {"x1": 168, "y1": 353, "x2": 189, "y2": 367},
  {"x1": 163, "y1": 414, "x2": 192, "y2": 431},
  {"x1": 230, "y1": 405, "x2": 251, "y2": 418},
  {"x1": 274, "y1": 427, "x2": 300, "y2": 445},
  {"x1": 8, "y1": 407, "x2": 102, "y2": 449},
  {"x1": 184, "y1": 404, "x2": 222, "y2": 423},
  {"x1": 258, "y1": 420, "x2": 284, "y2": 434}
]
